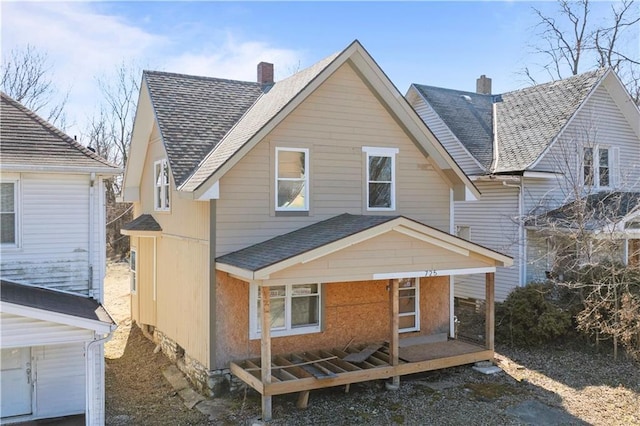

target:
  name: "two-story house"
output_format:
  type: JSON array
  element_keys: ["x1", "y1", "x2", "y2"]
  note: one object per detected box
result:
[
  {"x1": 407, "y1": 69, "x2": 640, "y2": 302},
  {"x1": 0, "y1": 94, "x2": 119, "y2": 424},
  {"x1": 120, "y1": 40, "x2": 511, "y2": 421}
]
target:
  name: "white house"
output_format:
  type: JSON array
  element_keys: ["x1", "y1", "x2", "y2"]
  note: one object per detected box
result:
[
  {"x1": 0, "y1": 93, "x2": 120, "y2": 424},
  {"x1": 407, "y1": 69, "x2": 640, "y2": 301}
]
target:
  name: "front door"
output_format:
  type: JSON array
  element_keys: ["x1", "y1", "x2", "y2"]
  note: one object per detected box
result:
[
  {"x1": 398, "y1": 278, "x2": 419, "y2": 332},
  {"x1": 1, "y1": 347, "x2": 32, "y2": 418}
]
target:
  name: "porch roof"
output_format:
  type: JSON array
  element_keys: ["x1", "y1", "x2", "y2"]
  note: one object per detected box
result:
[{"x1": 216, "y1": 213, "x2": 512, "y2": 281}]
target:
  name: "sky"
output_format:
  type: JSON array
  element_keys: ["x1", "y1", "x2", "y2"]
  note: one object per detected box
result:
[{"x1": 1, "y1": 1, "x2": 634, "y2": 138}]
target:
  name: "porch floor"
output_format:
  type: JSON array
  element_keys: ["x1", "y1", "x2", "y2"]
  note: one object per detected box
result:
[{"x1": 230, "y1": 339, "x2": 492, "y2": 397}]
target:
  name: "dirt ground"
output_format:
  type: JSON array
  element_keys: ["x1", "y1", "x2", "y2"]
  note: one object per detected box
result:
[{"x1": 103, "y1": 263, "x2": 640, "y2": 425}]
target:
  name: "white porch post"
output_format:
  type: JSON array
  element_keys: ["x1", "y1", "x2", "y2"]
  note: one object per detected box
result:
[
  {"x1": 485, "y1": 272, "x2": 495, "y2": 351},
  {"x1": 260, "y1": 285, "x2": 272, "y2": 421},
  {"x1": 389, "y1": 279, "x2": 400, "y2": 388}
]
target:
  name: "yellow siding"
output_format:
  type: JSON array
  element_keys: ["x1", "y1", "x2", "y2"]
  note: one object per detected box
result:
[
  {"x1": 132, "y1": 123, "x2": 212, "y2": 368},
  {"x1": 267, "y1": 230, "x2": 489, "y2": 284},
  {"x1": 217, "y1": 61, "x2": 451, "y2": 256},
  {"x1": 137, "y1": 237, "x2": 156, "y2": 326}
]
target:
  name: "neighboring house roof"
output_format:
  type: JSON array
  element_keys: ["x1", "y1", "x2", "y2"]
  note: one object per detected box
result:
[
  {"x1": 217, "y1": 213, "x2": 512, "y2": 279},
  {"x1": 527, "y1": 191, "x2": 640, "y2": 230},
  {"x1": 0, "y1": 279, "x2": 115, "y2": 326},
  {"x1": 0, "y1": 92, "x2": 120, "y2": 173},
  {"x1": 412, "y1": 68, "x2": 608, "y2": 174},
  {"x1": 412, "y1": 85, "x2": 494, "y2": 170},
  {"x1": 144, "y1": 72, "x2": 265, "y2": 186},
  {"x1": 121, "y1": 214, "x2": 162, "y2": 234}
]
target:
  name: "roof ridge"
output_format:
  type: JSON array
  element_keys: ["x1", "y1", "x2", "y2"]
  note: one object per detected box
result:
[
  {"x1": 1, "y1": 92, "x2": 119, "y2": 169},
  {"x1": 502, "y1": 67, "x2": 607, "y2": 97},
  {"x1": 144, "y1": 70, "x2": 262, "y2": 86},
  {"x1": 413, "y1": 84, "x2": 492, "y2": 98}
]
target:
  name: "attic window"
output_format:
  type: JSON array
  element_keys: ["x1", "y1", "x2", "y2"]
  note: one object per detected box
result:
[
  {"x1": 363, "y1": 147, "x2": 398, "y2": 211},
  {"x1": 154, "y1": 159, "x2": 170, "y2": 211},
  {"x1": 275, "y1": 148, "x2": 309, "y2": 211}
]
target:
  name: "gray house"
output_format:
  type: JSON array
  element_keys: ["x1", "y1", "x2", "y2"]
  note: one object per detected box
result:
[{"x1": 407, "y1": 69, "x2": 640, "y2": 301}]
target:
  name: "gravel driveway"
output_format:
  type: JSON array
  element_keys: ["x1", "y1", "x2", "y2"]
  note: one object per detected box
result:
[{"x1": 104, "y1": 264, "x2": 640, "y2": 425}]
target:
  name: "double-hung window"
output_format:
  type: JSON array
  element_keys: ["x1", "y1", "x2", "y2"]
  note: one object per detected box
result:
[
  {"x1": 363, "y1": 147, "x2": 398, "y2": 210},
  {"x1": 583, "y1": 146, "x2": 617, "y2": 189},
  {"x1": 275, "y1": 148, "x2": 309, "y2": 211},
  {"x1": 0, "y1": 181, "x2": 18, "y2": 246},
  {"x1": 250, "y1": 283, "x2": 321, "y2": 339},
  {"x1": 154, "y1": 159, "x2": 170, "y2": 211}
]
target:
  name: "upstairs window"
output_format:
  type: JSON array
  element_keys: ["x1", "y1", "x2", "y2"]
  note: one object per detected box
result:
[
  {"x1": 583, "y1": 146, "x2": 617, "y2": 189},
  {"x1": 154, "y1": 159, "x2": 170, "y2": 211},
  {"x1": 276, "y1": 148, "x2": 309, "y2": 211},
  {"x1": 363, "y1": 147, "x2": 398, "y2": 210},
  {"x1": 0, "y1": 181, "x2": 18, "y2": 246}
]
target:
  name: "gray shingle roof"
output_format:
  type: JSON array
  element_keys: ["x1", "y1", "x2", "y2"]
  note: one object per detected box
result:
[
  {"x1": 216, "y1": 213, "x2": 399, "y2": 271},
  {"x1": 527, "y1": 191, "x2": 640, "y2": 230},
  {"x1": 413, "y1": 68, "x2": 607, "y2": 174},
  {"x1": 180, "y1": 52, "x2": 340, "y2": 192},
  {"x1": 121, "y1": 214, "x2": 162, "y2": 232},
  {"x1": 1, "y1": 280, "x2": 115, "y2": 325},
  {"x1": 144, "y1": 72, "x2": 265, "y2": 187},
  {"x1": 412, "y1": 85, "x2": 494, "y2": 170},
  {"x1": 0, "y1": 93, "x2": 119, "y2": 171},
  {"x1": 494, "y1": 68, "x2": 606, "y2": 173}
]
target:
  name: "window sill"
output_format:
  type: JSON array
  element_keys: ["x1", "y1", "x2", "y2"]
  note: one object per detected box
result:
[{"x1": 250, "y1": 326, "x2": 321, "y2": 340}]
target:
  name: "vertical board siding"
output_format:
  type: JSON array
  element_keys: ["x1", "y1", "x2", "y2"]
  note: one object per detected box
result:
[
  {"x1": 407, "y1": 89, "x2": 485, "y2": 176},
  {"x1": 34, "y1": 343, "x2": 86, "y2": 418},
  {"x1": 217, "y1": 62, "x2": 451, "y2": 256},
  {"x1": 0, "y1": 312, "x2": 93, "y2": 348},
  {"x1": 0, "y1": 173, "x2": 95, "y2": 294},
  {"x1": 138, "y1": 237, "x2": 156, "y2": 326},
  {"x1": 454, "y1": 180, "x2": 520, "y2": 301},
  {"x1": 156, "y1": 236, "x2": 210, "y2": 368}
]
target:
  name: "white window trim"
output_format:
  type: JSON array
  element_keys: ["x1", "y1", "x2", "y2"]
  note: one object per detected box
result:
[
  {"x1": 0, "y1": 177, "x2": 20, "y2": 249},
  {"x1": 249, "y1": 283, "x2": 322, "y2": 340},
  {"x1": 399, "y1": 277, "x2": 420, "y2": 333},
  {"x1": 362, "y1": 146, "x2": 398, "y2": 211},
  {"x1": 583, "y1": 145, "x2": 616, "y2": 190},
  {"x1": 154, "y1": 159, "x2": 170, "y2": 212},
  {"x1": 275, "y1": 147, "x2": 309, "y2": 211},
  {"x1": 130, "y1": 249, "x2": 137, "y2": 294}
]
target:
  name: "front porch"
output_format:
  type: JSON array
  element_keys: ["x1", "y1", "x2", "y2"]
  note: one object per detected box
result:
[
  {"x1": 230, "y1": 338, "x2": 492, "y2": 398},
  {"x1": 230, "y1": 274, "x2": 496, "y2": 421}
]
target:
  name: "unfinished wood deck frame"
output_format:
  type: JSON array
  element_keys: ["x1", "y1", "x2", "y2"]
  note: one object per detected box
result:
[{"x1": 230, "y1": 340, "x2": 493, "y2": 397}]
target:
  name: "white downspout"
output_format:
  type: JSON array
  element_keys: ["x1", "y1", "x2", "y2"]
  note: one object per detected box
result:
[
  {"x1": 85, "y1": 330, "x2": 114, "y2": 426},
  {"x1": 88, "y1": 173, "x2": 95, "y2": 299},
  {"x1": 503, "y1": 177, "x2": 524, "y2": 286}
]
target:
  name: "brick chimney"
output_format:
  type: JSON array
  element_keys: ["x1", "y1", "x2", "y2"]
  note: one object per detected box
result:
[
  {"x1": 257, "y1": 62, "x2": 274, "y2": 85},
  {"x1": 476, "y1": 74, "x2": 492, "y2": 95}
]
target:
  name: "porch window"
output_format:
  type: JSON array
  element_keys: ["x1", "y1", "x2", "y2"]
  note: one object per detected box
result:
[
  {"x1": 363, "y1": 147, "x2": 398, "y2": 211},
  {"x1": 399, "y1": 278, "x2": 420, "y2": 332},
  {"x1": 276, "y1": 148, "x2": 309, "y2": 211},
  {"x1": 154, "y1": 159, "x2": 170, "y2": 211},
  {"x1": 250, "y1": 283, "x2": 321, "y2": 339},
  {"x1": 0, "y1": 181, "x2": 18, "y2": 246}
]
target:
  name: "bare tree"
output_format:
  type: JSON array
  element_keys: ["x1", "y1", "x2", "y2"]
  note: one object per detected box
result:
[
  {"x1": 85, "y1": 62, "x2": 140, "y2": 260},
  {"x1": 1, "y1": 44, "x2": 69, "y2": 127},
  {"x1": 524, "y1": 0, "x2": 639, "y2": 102}
]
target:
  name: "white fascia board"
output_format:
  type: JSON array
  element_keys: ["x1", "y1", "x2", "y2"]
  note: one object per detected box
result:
[
  {"x1": 196, "y1": 180, "x2": 219, "y2": 200},
  {"x1": 373, "y1": 267, "x2": 496, "y2": 280},
  {"x1": 0, "y1": 302, "x2": 115, "y2": 334}
]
